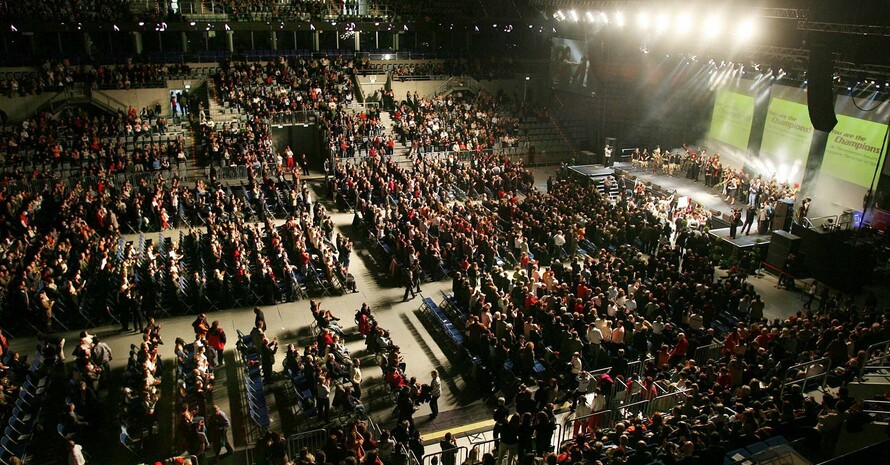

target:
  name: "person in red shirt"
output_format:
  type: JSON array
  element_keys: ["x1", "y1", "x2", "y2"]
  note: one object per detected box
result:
[{"x1": 668, "y1": 332, "x2": 688, "y2": 365}]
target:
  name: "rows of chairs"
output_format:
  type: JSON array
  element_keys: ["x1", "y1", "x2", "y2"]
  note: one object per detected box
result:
[
  {"x1": 235, "y1": 330, "x2": 271, "y2": 432},
  {"x1": 1, "y1": 348, "x2": 50, "y2": 465},
  {"x1": 419, "y1": 296, "x2": 464, "y2": 351},
  {"x1": 118, "y1": 343, "x2": 157, "y2": 454}
]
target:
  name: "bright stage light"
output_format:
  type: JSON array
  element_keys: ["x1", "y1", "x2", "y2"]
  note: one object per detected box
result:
[
  {"x1": 637, "y1": 12, "x2": 650, "y2": 29},
  {"x1": 614, "y1": 11, "x2": 625, "y2": 28},
  {"x1": 655, "y1": 13, "x2": 670, "y2": 34},
  {"x1": 735, "y1": 18, "x2": 757, "y2": 41},
  {"x1": 586, "y1": 11, "x2": 595, "y2": 23},
  {"x1": 569, "y1": 10, "x2": 579, "y2": 22},
  {"x1": 703, "y1": 14, "x2": 722, "y2": 38},
  {"x1": 599, "y1": 12, "x2": 609, "y2": 24},
  {"x1": 675, "y1": 13, "x2": 691, "y2": 33}
]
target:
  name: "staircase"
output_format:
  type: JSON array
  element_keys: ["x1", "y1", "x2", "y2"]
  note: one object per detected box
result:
[
  {"x1": 35, "y1": 84, "x2": 134, "y2": 116},
  {"x1": 545, "y1": 112, "x2": 578, "y2": 160},
  {"x1": 206, "y1": 81, "x2": 247, "y2": 124},
  {"x1": 426, "y1": 75, "x2": 486, "y2": 98}
]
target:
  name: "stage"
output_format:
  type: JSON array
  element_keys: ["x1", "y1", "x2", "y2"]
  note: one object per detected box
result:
[
  {"x1": 707, "y1": 228, "x2": 772, "y2": 249},
  {"x1": 611, "y1": 161, "x2": 739, "y2": 220}
]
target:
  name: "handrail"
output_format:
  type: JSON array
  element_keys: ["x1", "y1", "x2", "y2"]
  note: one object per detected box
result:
[
  {"x1": 90, "y1": 87, "x2": 133, "y2": 113},
  {"x1": 803, "y1": 214, "x2": 840, "y2": 230},
  {"x1": 863, "y1": 339, "x2": 890, "y2": 369},
  {"x1": 780, "y1": 357, "x2": 830, "y2": 398}
]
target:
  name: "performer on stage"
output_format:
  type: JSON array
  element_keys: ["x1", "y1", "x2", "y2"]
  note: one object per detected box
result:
[
  {"x1": 797, "y1": 197, "x2": 811, "y2": 223},
  {"x1": 604, "y1": 144, "x2": 613, "y2": 167}
]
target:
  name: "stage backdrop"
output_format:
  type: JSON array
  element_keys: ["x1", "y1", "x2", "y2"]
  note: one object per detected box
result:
[
  {"x1": 706, "y1": 78, "x2": 757, "y2": 169},
  {"x1": 751, "y1": 84, "x2": 814, "y2": 185},
  {"x1": 709, "y1": 88, "x2": 755, "y2": 150},
  {"x1": 813, "y1": 94, "x2": 890, "y2": 213}
]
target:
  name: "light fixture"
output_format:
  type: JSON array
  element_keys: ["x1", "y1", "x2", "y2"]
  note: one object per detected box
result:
[
  {"x1": 735, "y1": 18, "x2": 757, "y2": 41},
  {"x1": 637, "y1": 12, "x2": 650, "y2": 29}
]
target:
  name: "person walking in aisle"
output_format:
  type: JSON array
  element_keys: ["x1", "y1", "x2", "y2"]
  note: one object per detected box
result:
[
  {"x1": 429, "y1": 370, "x2": 441, "y2": 419},
  {"x1": 210, "y1": 405, "x2": 233, "y2": 461}
]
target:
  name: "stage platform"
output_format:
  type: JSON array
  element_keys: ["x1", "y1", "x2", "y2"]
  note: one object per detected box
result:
[
  {"x1": 568, "y1": 164, "x2": 615, "y2": 179},
  {"x1": 611, "y1": 162, "x2": 737, "y2": 220},
  {"x1": 707, "y1": 228, "x2": 772, "y2": 248}
]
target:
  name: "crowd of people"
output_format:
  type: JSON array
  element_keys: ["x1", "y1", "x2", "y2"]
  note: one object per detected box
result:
[
  {"x1": 214, "y1": 55, "x2": 356, "y2": 120},
  {"x1": 1, "y1": 48, "x2": 888, "y2": 465},
  {"x1": 1, "y1": 105, "x2": 186, "y2": 180},
  {"x1": 629, "y1": 146, "x2": 801, "y2": 237},
  {"x1": 0, "y1": 0, "x2": 132, "y2": 23},
  {"x1": 0, "y1": 61, "x2": 192, "y2": 98},
  {"x1": 390, "y1": 92, "x2": 522, "y2": 157}
]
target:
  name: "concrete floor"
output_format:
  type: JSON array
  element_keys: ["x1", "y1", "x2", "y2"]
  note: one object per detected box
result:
[{"x1": 7, "y1": 163, "x2": 882, "y2": 465}]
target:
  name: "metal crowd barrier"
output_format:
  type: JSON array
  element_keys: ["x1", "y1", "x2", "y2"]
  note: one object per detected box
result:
[
  {"x1": 422, "y1": 446, "x2": 468, "y2": 465},
  {"x1": 780, "y1": 357, "x2": 831, "y2": 398},
  {"x1": 286, "y1": 428, "x2": 328, "y2": 459},
  {"x1": 693, "y1": 341, "x2": 724, "y2": 365}
]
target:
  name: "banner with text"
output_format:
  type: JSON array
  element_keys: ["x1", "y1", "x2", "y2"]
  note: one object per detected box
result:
[
  {"x1": 753, "y1": 85, "x2": 814, "y2": 184},
  {"x1": 709, "y1": 89, "x2": 755, "y2": 151},
  {"x1": 813, "y1": 94, "x2": 889, "y2": 214}
]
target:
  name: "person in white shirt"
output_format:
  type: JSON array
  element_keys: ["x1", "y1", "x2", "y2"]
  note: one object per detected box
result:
[
  {"x1": 429, "y1": 370, "x2": 442, "y2": 418},
  {"x1": 570, "y1": 352, "x2": 583, "y2": 375},
  {"x1": 552, "y1": 230, "x2": 566, "y2": 257},
  {"x1": 67, "y1": 441, "x2": 86, "y2": 465}
]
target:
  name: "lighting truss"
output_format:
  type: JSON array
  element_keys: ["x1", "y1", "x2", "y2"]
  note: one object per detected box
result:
[
  {"x1": 530, "y1": 0, "x2": 807, "y2": 19},
  {"x1": 797, "y1": 21, "x2": 890, "y2": 36},
  {"x1": 746, "y1": 45, "x2": 890, "y2": 83}
]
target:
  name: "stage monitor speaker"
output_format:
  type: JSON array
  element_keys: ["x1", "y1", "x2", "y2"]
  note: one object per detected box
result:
[
  {"x1": 766, "y1": 231, "x2": 801, "y2": 270},
  {"x1": 808, "y1": 44, "x2": 838, "y2": 132},
  {"x1": 774, "y1": 200, "x2": 793, "y2": 218}
]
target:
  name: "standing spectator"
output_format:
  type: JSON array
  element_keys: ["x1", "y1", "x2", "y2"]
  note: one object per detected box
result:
[
  {"x1": 533, "y1": 410, "x2": 555, "y2": 454},
  {"x1": 208, "y1": 321, "x2": 227, "y2": 368},
  {"x1": 210, "y1": 405, "x2": 233, "y2": 459},
  {"x1": 496, "y1": 414, "x2": 520, "y2": 465},
  {"x1": 402, "y1": 268, "x2": 417, "y2": 302},
  {"x1": 439, "y1": 432, "x2": 458, "y2": 465},
  {"x1": 192, "y1": 313, "x2": 209, "y2": 338},
  {"x1": 254, "y1": 307, "x2": 266, "y2": 330},
  {"x1": 668, "y1": 333, "x2": 688, "y2": 366},
  {"x1": 300, "y1": 153, "x2": 310, "y2": 175},
  {"x1": 396, "y1": 386, "x2": 417, "y2": 428},
  {"x1": 91, "y1": 336, "x2": 112, "y2": 380},
  {"x1": 429, "y1": 370, "x2": 441, "y2": 419},
  {"x1": 260, "y1": 335, "x2": 278, "y2": 385},
  {"x1": 317, "y1": 376, "x2": 331, "y2": 421},
  {"x1": 351, "y1": 358, "x2": 363, "y2": 398}
]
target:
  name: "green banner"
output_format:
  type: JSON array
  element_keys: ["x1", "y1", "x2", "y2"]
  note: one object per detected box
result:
[{"x1": 709, "y1": 90, "x2": 755, "y2": 150}]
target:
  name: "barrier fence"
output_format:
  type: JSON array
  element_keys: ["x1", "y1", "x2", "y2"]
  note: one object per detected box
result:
[
  {"x1": 554, "y1": 388, "x2": 692, "y2": 445},
  {"x1": 557, "y1": 408, "x2": 615, "y2": 445},
  {"x1": 780, "y1": 357, "x2": 830, "y2": 398},
  {"x1": 286, "y1": 428, "x2": 328, "y2": 459},
  {"x1": 693, "y1": 341, "x2": 724, "y2": 365},
  {"x1": 645, "y1": 389, "x2": 690, "y2": 417},
  {"x1": 466, "y1": 437, "x2": 499, "y2": 461},
  {"x1": 422, "y1": 446, "x2": 468, "y2": 465}
]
